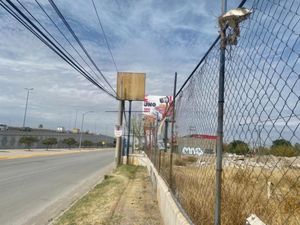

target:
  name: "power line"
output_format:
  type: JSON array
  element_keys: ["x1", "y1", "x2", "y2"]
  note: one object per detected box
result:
[
  {"x1": 1, "y1": 0, "x2": 115, "y2": 98},
  {"x1": 48, "y1": 0, "x2": 117, "y2": 96},
  {"x1": 16, "y1": 0, "x2": 108, "y2": 93},
  {"x1": 34, "y1": 0, "x2": 112, "y2": 92},
  {"x1": 2, "y1": 0, "x2": 115, "y2": 97},
  {"x1": 91, "y1": 0, "x2": 119, "y2": 72}
]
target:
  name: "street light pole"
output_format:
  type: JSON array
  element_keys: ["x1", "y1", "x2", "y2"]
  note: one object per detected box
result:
[
  {"x1": 74, "y1": 109, "x2": 78, "y2": 128},
  {"x1": 79, "y1": 111, "x2": 94, "y2": 149},
  {"x1": 22, "y1": 88, "x2": 33, "y2": 128}
]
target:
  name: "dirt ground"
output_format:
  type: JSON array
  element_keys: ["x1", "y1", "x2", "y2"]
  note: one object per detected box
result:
[{"x1": 54, "y1": 165, "x2": 163, "y2": 225}]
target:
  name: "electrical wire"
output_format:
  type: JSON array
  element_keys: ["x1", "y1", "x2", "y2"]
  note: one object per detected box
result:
[
  {"x1": 1, "y1": 0, "x2": 116, "y2": 98},
  {"x1": 175, "y1": 0, "x2": 248, "y2": 98},
  {"x1": 48, "y1": 0, "x2": 117, "y2": 96},
  {"x1": 35, "y1": 0, "x2": 113, "y2": 92},
  {"x1": 91, "y1": 0, "x2": 119, "y2": 72},
  {"x1": 16, "y1": 0, "x2": 110, "y2": 93}
]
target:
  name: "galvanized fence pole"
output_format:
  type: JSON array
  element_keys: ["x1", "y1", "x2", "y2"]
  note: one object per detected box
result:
[
  {"x1": 214, "y1": 1, "x2": 227, "y2": 225},
  {"x1": 170, "y1": 72, "x2": 177, "y2": 188}
]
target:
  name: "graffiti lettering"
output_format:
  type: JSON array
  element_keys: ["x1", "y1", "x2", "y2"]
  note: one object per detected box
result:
[{"x1": 182, "y1": 147, "x2": 204, "y2": 156}]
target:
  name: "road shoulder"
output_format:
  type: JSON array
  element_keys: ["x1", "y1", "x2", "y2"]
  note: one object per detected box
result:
[{"x1": 54, "y1": 165, "x2": 163, "y2": 225}]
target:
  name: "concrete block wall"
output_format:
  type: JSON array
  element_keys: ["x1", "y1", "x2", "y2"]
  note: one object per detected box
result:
[{"x1": 0, "y1": 127, "x2": 114, "y2": 149}]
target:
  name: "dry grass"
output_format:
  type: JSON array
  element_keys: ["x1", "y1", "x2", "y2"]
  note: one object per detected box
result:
[
  {"x1": 171, "y1": 157, "x2": 300, "y2": 225},
  {"x1": 54, "y1": 165, "x2": 162, "y2": 225}
]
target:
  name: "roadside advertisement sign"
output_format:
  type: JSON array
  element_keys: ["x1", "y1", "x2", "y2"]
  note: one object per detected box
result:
[{"x1": 143, "y1": 95, "x2": 173, "y2": 121}]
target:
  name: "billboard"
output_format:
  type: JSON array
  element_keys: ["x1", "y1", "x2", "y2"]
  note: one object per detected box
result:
[
  {"x1": 143, "y1": 95, "x2": 173, "y2": 122},
  {"x1": 117, "y1": 72, "x2": 146, "y2": 101}
]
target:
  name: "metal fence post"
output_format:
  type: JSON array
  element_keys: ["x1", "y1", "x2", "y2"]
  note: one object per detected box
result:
[
  {"x1": 215, "y1": 1, "x2": 227, "y2": 225},
  {"x1": 170, "y1": 72, "x2": 177, "y2": 188},
  {"x1": 155, "y1": 113, "x2": 159, "y2": 168}
]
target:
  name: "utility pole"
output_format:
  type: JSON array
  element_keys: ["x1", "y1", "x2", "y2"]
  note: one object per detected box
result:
[
  {"x1": 22, "y1": 88, "x2": 33, "y2": 128},
  {"x1": 115, "y1": 100, "x2": 124, "y2": 166},
  {"x1": 79, "y1": 111, "x2": 94, "y2": 149},
  {"x1": 126, "y1": 100, "x2": 132, "y2": 164},
  {"x1": 215, "y1": 1, "x2": 227, "y2": 225},
  {"x1": 74, "y1": 109, "x2": 78, "y2": 128}
]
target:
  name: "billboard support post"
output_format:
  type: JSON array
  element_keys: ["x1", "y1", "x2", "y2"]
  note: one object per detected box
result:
[{"x1": 126, "y1": 100, "x2": 132, "y2": 164}]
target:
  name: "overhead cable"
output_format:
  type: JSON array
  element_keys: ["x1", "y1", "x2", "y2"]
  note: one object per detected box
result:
[
  {"x1": 48, "y1": 0, "x2": 117, "y2": 96},
  {"x1": 35, "y1": 0, "x2": 113, "y2": 91},
  {"x1": 1, "y1": 0, "x2": 115, "y2": 98},
  {"x1": 91, "y1": 0, "x2": 119, "y2": 72}
]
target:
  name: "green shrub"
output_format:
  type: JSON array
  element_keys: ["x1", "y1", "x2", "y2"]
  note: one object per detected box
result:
[
  {"x1": 19, "y1": 136, "x2": 38, "y2": 150},
  {"x1": 269, "y1": 145, "x2": 298, "y2": 157},
  {"x1": 227, "y1": 140, "x2": 250, "y2": 155},
  {"x1": 42, "y1": 137, "x2": 57, "y2": 150},
  {"x1": 272, "y1": 139, "x2": 292, "y2": 148},
  {"x1": 62, "y1": 138, "x2": 77, "y2": 149}
]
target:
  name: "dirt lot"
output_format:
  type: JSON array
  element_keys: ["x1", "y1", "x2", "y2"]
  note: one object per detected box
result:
[{"x1": 54, "y1": 165, "x2": 163, "y2": 225}]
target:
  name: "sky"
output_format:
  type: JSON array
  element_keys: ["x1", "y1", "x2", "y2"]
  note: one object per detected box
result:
[{"x1": 0, "y1": 0, "x2": 242, "y2": 135}]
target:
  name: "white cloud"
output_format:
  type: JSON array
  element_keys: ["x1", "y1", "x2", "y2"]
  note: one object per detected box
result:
[{"x1": 0, "y1": 0, "x2": 223, "y2": 134}]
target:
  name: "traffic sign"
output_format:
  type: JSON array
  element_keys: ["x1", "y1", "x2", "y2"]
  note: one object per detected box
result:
[{"x1": 114, "y1": 125, "x2": 123, "y2": 137}]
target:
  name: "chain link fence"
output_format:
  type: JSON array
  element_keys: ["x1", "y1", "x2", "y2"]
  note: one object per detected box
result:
[{"x1": 144, "y1": 0, "x2": 300, "y2": 224}]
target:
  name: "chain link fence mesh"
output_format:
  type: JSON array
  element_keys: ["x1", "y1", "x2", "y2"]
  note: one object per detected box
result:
[{"x1": 144, "y1": 0, "x2": 300, "y2": 224}]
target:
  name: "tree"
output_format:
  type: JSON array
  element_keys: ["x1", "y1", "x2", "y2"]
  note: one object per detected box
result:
[
  {"x1": 38, "y1": 124, "x2": 43, "y2": 129},
  {"x1": 132, "y1": 115, "x2": 144, "y2": 150},
  {"x1": 42, "y1": 137, "x2": 57, "y2": 150},
  {"x1": 227, "y1": 140, "x2": 250, "y2": 155},
  {"x1": 272, "y1": 139, "x2": 292, "y2": 148},
  {"x1": 19, "y1": 136, "x2": 38, "y2": 150},
  {"x1": 82, "y1": 140, "x2": 93, "y2": 148},
  {"x1": 62, "y1": 138, "x2": 77, "y2": 149}
]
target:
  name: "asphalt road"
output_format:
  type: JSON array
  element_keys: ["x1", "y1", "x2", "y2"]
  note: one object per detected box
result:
[{"x1": 0, "y1": 150, "x2": 114, "y2": 225}]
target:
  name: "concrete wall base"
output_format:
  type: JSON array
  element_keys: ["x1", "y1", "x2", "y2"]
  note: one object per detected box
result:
[{"x1": 129, "y1": 153, "x2": 192, "y2": 225}]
